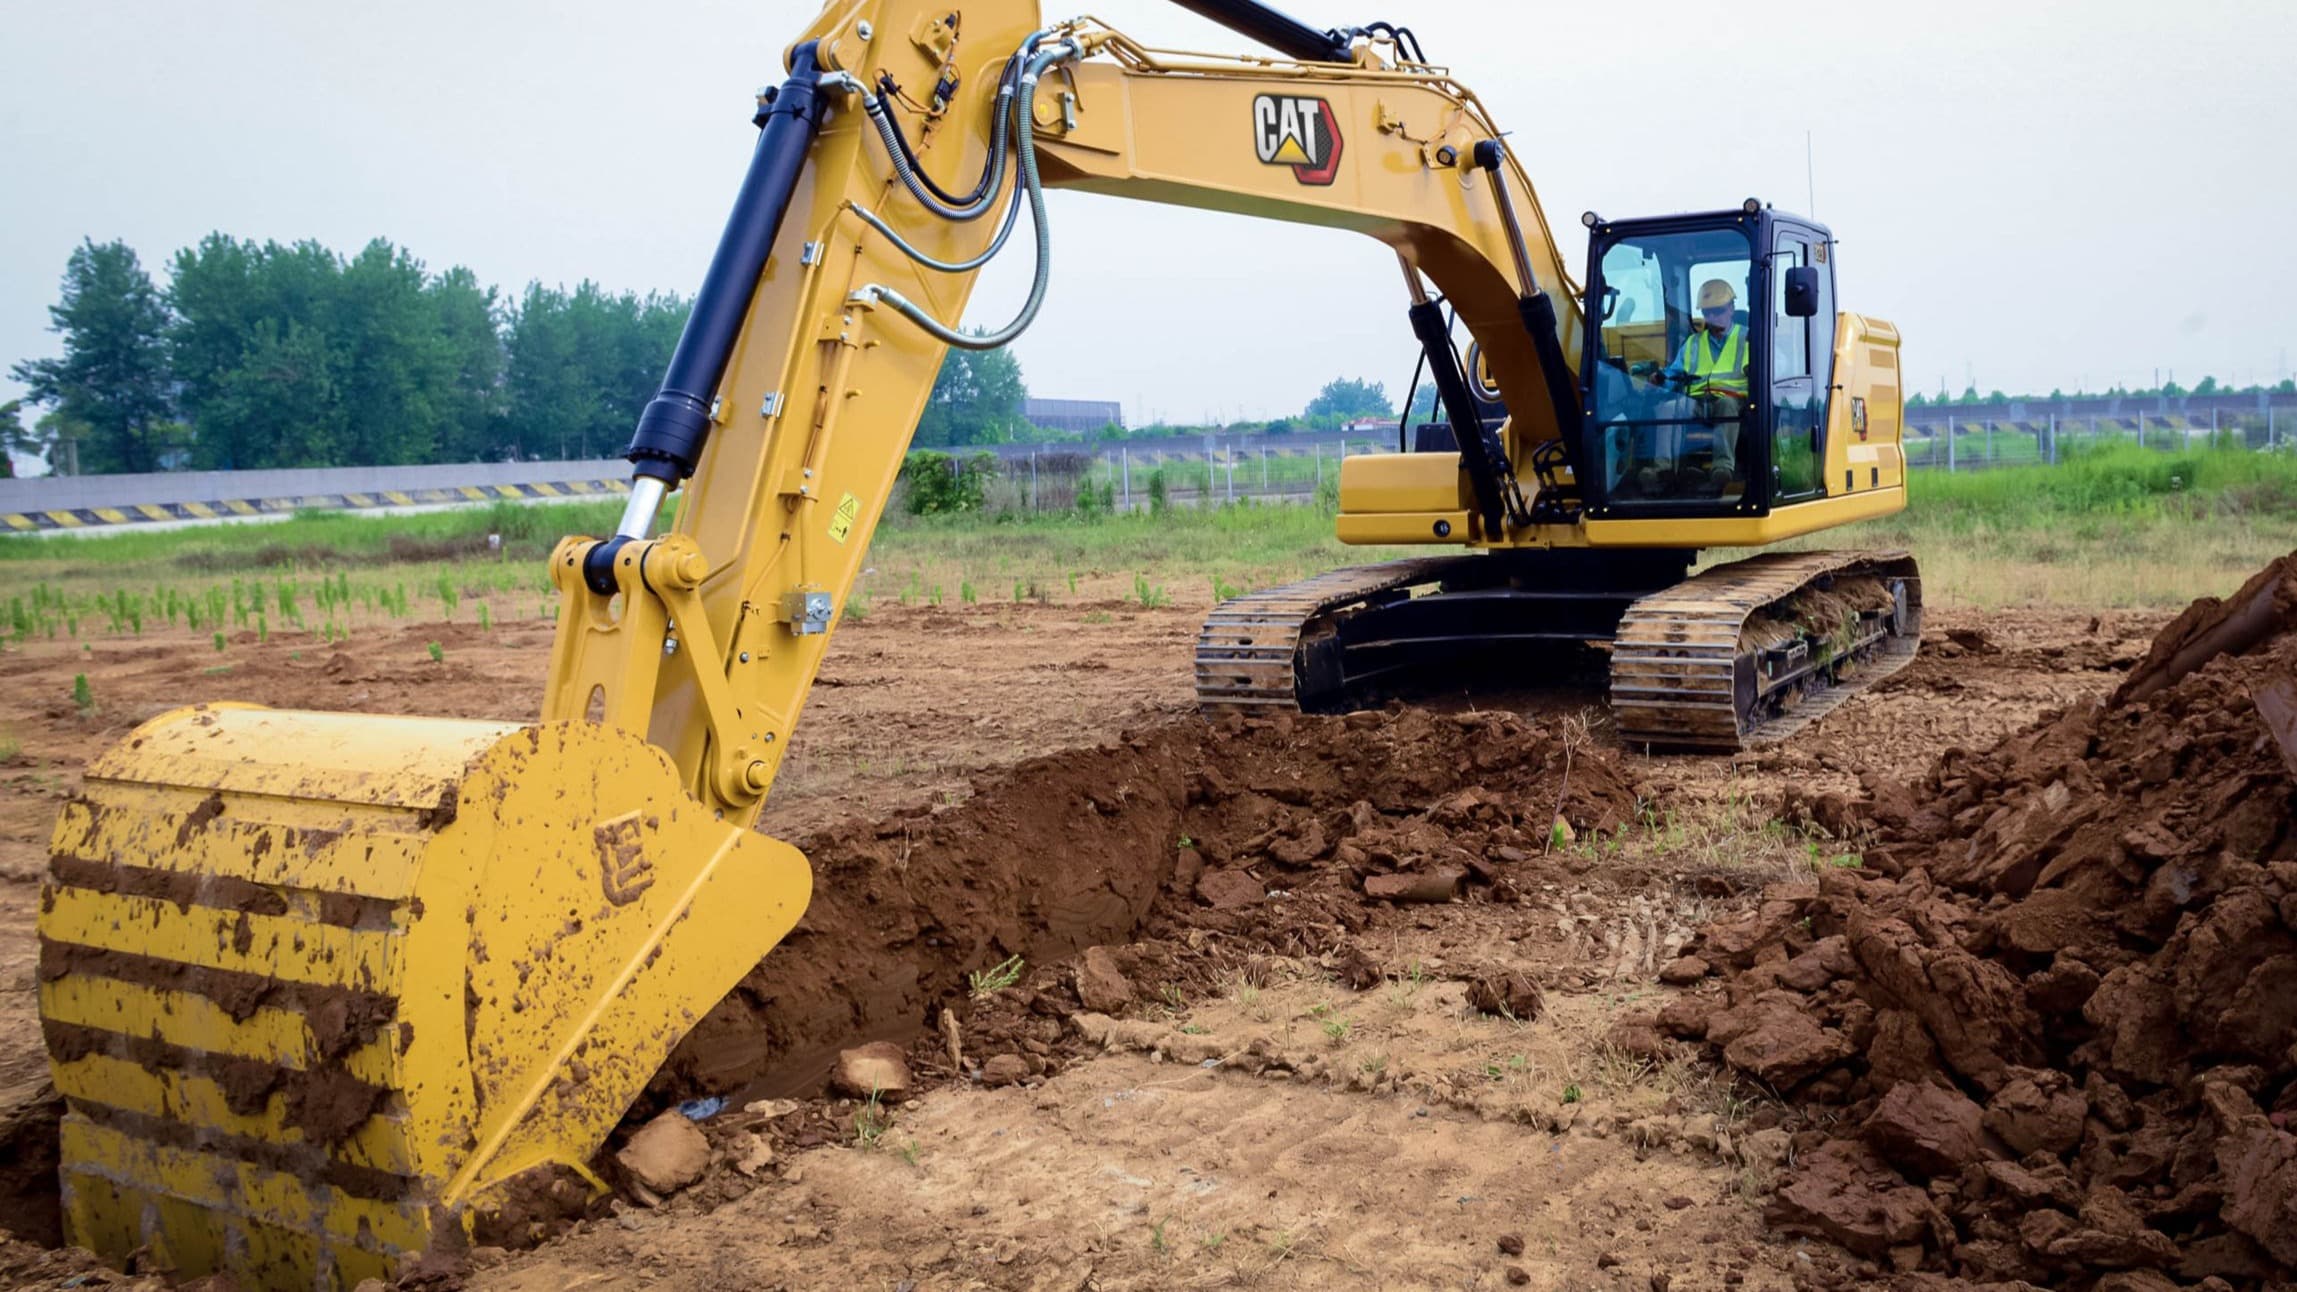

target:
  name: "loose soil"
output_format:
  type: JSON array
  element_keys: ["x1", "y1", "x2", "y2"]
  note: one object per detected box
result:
[
  {"x1": 1670, "y1": 556, "x2": 2297, "y2": 1290},
  {"x1": 0, "y1": 567, "x2": 2196, "y2": 1290}
]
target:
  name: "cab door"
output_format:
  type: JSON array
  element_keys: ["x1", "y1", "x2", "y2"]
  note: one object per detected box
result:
[{"x1": 1769, "y1": 226, "x2": 1830, "y2": 500}]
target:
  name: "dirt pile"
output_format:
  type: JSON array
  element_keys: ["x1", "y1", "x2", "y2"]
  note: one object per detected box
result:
[
  {"x1": 659, "y1": 706, "x2": 1637, "y2": 1105},
  {"x1": 1668, "y1": 555, "x2": 2297, "y2": 1289}
]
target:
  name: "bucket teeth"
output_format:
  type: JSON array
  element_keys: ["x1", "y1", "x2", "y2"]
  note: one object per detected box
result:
[{"x1": 40, "y1": 705, "x2": 813, "y2": 1289}]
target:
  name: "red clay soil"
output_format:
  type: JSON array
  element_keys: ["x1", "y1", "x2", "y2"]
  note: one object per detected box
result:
[
  {"x1": 656, "y1": 705, "x2": 1638, "y2": 1106},
  {"x1": 1664, "y1": 554, "x2": 2297, "y2": 1291}
]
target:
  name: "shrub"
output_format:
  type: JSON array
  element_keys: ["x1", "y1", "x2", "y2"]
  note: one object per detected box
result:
[{"x1": 902, "y1": 450, "x2": 999, "y2": 515}]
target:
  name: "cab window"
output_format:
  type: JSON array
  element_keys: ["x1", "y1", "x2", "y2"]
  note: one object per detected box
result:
[{"x1": 1584, "y1": 226, "x2": 1756, "y2": 506}]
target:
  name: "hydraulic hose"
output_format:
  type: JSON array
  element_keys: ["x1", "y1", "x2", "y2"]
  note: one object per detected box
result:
[
  {"x1": 877, "y1": 57, "x2": 1022, "y2": 209},
  {"x1": 851, "y1": 39, "x2": 1076, "y2": 351},
  {"x1": 858, "y1": 84, "x2": 1015, "y2": 222},
  {"x1": 843, "y1": 154, "x2": 1026, "y2": 273}
]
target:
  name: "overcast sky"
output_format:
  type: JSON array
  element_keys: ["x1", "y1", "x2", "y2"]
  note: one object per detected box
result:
[{"x1": 5, "y1": 0, "x2": 2292, "y2": 437}]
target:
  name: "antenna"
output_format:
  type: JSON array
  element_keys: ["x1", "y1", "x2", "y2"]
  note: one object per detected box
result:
[{"x1": 1805, "y1": 131, "x2": 1816, "y2": 217}]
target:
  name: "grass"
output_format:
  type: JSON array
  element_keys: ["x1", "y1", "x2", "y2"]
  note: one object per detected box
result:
[
  {"x1": 1739, "y1": 442, "x2": 2297, "y2": 608},
  {"x1": 851, "y1": 1087, "x2": 890, "y2": 1150},
  {"x1": 967, "y1": 954, "x2": 1026, "y2": 998},
  {"x1": 3, "y1": 446, "x2": 2288, "y2": 640}
]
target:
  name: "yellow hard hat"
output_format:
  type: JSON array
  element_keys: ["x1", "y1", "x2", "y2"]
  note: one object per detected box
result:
[{"x1": 1698, "y1": 279, "x2": 1737, "y2": 310}]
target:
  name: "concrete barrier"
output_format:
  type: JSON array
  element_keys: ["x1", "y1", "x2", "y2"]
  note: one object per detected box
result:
[{"x1": 0, "y1": 460, "x2": 631, "y2": 531}]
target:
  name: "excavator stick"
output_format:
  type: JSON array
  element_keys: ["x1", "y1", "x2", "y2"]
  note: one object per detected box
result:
[{"x1": 41, "y1": 705, "x2": 808, "y2": 1284}]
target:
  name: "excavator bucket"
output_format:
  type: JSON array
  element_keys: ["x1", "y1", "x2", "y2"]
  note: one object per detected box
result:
[{"x1": 38, "y1": 703, "x2": 809, "y2": 1288}]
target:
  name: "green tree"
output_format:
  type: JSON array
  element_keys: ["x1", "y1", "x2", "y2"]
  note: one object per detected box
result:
[
  {"x1": 1304, "y1": 377, "x2": 1392, "y2": 425},
  {"x1": 501, "y1": 282, "x2": 687, "y2": 460},
  {"x1": 1407, "y1": 385, "x2": 1439, "y2": 421},
  {"x1": 2193, "y1": 375, "x2": 2219, "y2": 396},
  {"x1": 0, "y1": 400, "x2": 23, "y2": 477},
  {"x1": 10, "y1": 240, "x2": 176, "y2": 473},
  {"x1": 916, "y1": 336, "x2": 1028, "y2": 447},
  {"x1": 168, "y1": 235, "x2": 339, "y2": 468}
]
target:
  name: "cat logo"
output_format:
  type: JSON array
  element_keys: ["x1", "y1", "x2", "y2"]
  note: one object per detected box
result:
[
  {"x1": 1251, "y1": 94, "x2": 1343, "y2": 186},
  {"x1": 592, "y1": 810, "x2": 656, "y2": 906}
]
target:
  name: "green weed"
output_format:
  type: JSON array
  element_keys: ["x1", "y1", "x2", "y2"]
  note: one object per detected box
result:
[
  {"x1": 968, "y1": 954, "x2": 1025, "y2": 997},
  {"x1": 426, "y1": 641, "x2": 444, "y2": 663}
]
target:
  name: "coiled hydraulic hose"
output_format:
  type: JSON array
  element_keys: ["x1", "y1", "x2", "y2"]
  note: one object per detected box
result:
[{"x1": 848, "y1": 38, "x2": 1076, "y2": 351}]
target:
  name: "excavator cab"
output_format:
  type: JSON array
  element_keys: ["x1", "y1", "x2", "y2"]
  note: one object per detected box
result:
[{"x1": 1577, "y1": 204, "x2": 1836, "y2": 520}]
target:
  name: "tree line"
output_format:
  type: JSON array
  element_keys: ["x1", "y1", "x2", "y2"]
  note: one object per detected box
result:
[
  {"x1": 3, "y1": 234, "x2": 1430, "y2": 477},
  {"x1": 4, "y1": 237, "x2": 701, "y2": 476}
]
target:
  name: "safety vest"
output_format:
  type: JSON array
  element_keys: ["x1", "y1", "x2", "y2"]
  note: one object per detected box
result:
[{"x1": 1679, "y1": 324, "x2": 1748, "y2": 398}]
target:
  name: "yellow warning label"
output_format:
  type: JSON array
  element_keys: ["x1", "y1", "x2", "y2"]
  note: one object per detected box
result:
[{"x1": 827, "y1": 492, "x2": 861, "y2": 544}]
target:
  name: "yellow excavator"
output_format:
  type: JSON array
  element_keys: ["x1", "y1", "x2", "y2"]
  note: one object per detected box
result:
[{"x1": 38, "y1": 0, "x2": 1916, "y2": 1285}]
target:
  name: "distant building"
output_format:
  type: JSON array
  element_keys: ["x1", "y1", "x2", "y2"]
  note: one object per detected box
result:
[{"x1": 1023, "y1": 397, "x2": 1124, "y2": 434}]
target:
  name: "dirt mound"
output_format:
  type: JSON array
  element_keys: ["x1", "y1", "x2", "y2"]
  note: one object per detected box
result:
[
  {"x1": 658, "y1": 706, "x2": 1637, "y2": 1104},
  {"x1": 1671, "y1": 554, "x2": 2297, "y2": 1289}
]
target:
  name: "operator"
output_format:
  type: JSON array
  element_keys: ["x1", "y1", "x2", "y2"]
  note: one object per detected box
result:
[{"x1": 1656, "y1": 278, "x2": 1749, "y2": 487}]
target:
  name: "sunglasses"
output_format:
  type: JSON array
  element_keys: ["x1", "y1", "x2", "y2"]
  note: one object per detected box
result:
[{"x1": 1701, "y1": 305, "x2": 1733, "y2": 315}]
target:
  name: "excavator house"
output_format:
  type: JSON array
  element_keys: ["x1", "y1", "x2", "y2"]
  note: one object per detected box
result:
[{"x1": 38, "y1": 0, "x2": 1918, "y2": 1286}]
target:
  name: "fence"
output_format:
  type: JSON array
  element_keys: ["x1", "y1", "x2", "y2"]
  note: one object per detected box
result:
[
  {"x1": 905, "y1": 435, "x2": 1397, "y2": 514},
  {"x1": 1903, "y1": 406, "x2": 2288, "y2": 472}
]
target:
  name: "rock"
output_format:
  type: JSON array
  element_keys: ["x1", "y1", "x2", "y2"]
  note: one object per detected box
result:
[
  {"x1": 731, "y1": 1132, "x2": 775, "y2": 1177},
  {"x1": 353, "y1": 1282, "x2": 391, "y2": 1292},
  {"x1": 1980, "y1": 1159, "x2": 2079, "y2": 1210},
  {"x1": 1496, "y1": 1233, "x2": 1524, "y2": 1256},
  {"x1": 1709, "y1": 994, "x2": 1856, "y2": 1090},
  {"x1": 1075, "y1": 946, "x2": 1135, "y2": 1013},
  {"x1": 1845, "y1": 907, "x2": 2041, "y2": 1094},
  {"x1": 1505, "y1": 1267, "x2": 1531, "y2": 1286},
  {"x1": 1863, "y1": 1081, "x2": 1987, "y2": 1179},
  {"x1": 1775, "y1": 936, "x2": 1855, "y2": 992},
  {"x1": 979, "y1": 1053, "x2": 1031, "y2": 1088},
  {"x1": 1658, "y1": 955, "x2": 1710, "y2": 986},
  {"x1": 1765, "y1": 1140, "x2": 1937, "y2": 1257},
  {"x1": 1330, "y1": 943, "x2": 1383, "y2": 990},
  {"x1": 1605, "y1": 1016, "x2": 1675, "y2": 1063},
  {"x1": 831, "y1": 1041, "x2": 912, "y2": 1102},
  {"x1": 1700, "y1": 884, "x2": 1817, "y2": 968},
  {"x1": 1982, "y1": 1070, "x2": 2085, "y2": 1157},
  {"x1": 1466, "y1": 971, "x2": 1543, "y2": 1020},
  {"x1": 615, "y1": 1112, "x2": 710, "y2": 1196},
  {"x1": 1656, "y1": 995, "x2": 1708, "y2": 1039},
  {"x1": 1196, "y1": 867, "x2": 1264, "y2": 909},
  {"x1": 2204, "y1": 1082, "x2": 2297, "y2": 1265},
  {"x1": 2092, "y1": 1274, "x2": 2178, "y2": 1292},
  {"x1": 2083, "y1": 963, "x2": 2182, "y2": 1088},
  {"x1": 1365, "y1": 866, "x2": 1466, "y2": 904},
  {"x1": 1864, "y1": 1009, "x2": 1943, "y2": 1088}
]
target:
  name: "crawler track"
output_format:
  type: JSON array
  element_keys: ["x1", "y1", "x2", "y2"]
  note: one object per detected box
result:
[
  {"x1": 1198, "y1": 549, "x2": 1921, "y2": 751},
  {"x1": 1609, "y1": 550, "x2": 1922, "y2": 750},
  {"x1": 1193, "y1": 556, "x2": 1471, "y2": 712}
]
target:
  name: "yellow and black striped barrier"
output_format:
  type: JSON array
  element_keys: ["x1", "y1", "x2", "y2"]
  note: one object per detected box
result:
[{"x1": 1, "y1": 478, "x2": 632, "y2": 532}]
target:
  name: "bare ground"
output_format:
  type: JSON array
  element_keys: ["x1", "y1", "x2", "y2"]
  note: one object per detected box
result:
[{"x1": 0, "y1": 593, "x2": 2165, "y2": 1290}]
